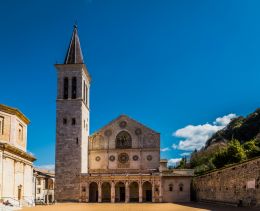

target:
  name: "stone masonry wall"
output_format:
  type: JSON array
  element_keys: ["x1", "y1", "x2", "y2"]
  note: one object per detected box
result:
[{"x1": 193, "y1": 157, "x2": 260, "y2": 207}]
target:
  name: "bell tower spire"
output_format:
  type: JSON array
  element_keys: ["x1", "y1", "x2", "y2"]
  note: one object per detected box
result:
[
  {"x1": 55, "y1": 25, "x2": 90, "y2": 201},
  {"x1": 64, "y1": 25, "x2": 84, "y2": 64}
]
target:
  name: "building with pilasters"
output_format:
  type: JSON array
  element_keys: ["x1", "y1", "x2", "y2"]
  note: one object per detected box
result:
[
  {"x1": 55, "y1": 25, "x2": 193, "y2": 203},
  {"x1": 0, "y1": 104, "x2": 36, "y2": 206}
]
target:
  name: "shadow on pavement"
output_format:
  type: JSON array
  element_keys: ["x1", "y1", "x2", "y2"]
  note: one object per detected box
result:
[{"x1": 175, "y1": 202, "x2": 256, "y2": 211}]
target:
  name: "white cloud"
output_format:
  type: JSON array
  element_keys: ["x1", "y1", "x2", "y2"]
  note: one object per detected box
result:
[
  {"x1": 35, "y1": 164, "x2": 55, "y2": 171},
  {"x1": 168, "y1": 158, "x2": 182, "y2": 166},
  {"x1": 173, "y1": 113, "x2": 237, "y2": 151},
  {"x1": 180, "y1": 152, "x2": 191, "y2": 157},
  {"x1": 160, "y1": 147, "x2": 170, "y2": 152},
  {"x1": 214, "y1": 113, "x2": 237, "y2": 126},
  {"x1": 172, "y1": 144, "x2": 177, "y2": 149}
]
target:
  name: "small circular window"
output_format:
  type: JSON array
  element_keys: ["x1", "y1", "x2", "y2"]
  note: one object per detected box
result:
[
  {"x1": 133, "y1": 155, "x2": 139, "y2": 161},
  {"x1": 135, "y1": 128, "x2": 142, "y2": 135},
  {"x1": 119, "y1": 121, "x2": 127, "y2": 128},
  {"x1": 109, "y1": 155, "x2": 115, "y2": 161},
  {"x1": 104, "y1": 129, "x2": 112, "y2": 137},
  {"x1": 147, "y1": 155, "x2": 152, "y2": 161},
  {"x1": 95, "y1": 156, "x2": 101, "y2": 162}
]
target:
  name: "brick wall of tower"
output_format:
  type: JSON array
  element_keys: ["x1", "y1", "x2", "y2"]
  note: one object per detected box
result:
[{"x1": 55, "y1": 65, "x2": 90, "y2": 201}]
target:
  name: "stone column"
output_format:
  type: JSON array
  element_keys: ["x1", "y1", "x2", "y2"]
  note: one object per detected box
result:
[
  {"x1": 152, "y1": 182, "x2": 155, "y2": 203},
  {"x1": 86, "y1": 183, "x2": 89, "y2": 203},
  {"x1": 159, "y1": 180, "x2": 163, "y2": 203},
  {"x1": 139, "y1": 181, "x2": 142, "y2": 203},
  {"x1": 98, "y1": 182, "x2": 102, "y2": 203},
  {"x1": 125, "y1": 181, "x2": 129, "y2": 203},
  {"x1": 111, "y1": 182, "x2": 115, "y2": 203}
]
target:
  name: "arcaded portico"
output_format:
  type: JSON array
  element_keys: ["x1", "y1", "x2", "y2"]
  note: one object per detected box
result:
[{"x1": 81, "y1": 176, "x2": 161, "y2": 203}]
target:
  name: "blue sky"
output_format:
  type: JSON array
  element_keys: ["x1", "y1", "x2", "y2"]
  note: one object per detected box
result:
[{"x1": 0, "y1": 0, "x2": 260, "y2": 168}]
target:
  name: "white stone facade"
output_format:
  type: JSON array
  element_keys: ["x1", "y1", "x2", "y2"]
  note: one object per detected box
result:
[
  {"x1": 0, "y1": 104, "x2": 36, "y2": 207},
  {"x1": 33, "y1": 169, "x2": 55, "y2": 204}
]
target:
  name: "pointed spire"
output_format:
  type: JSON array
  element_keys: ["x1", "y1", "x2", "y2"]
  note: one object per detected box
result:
[{"x1": 64, "y1": 25, "x2": 84, "y2": 64}]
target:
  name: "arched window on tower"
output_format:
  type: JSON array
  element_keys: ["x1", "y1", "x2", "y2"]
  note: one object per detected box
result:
[
  {"x1": 179, "y1": 183, "x2": 184, "y2": 192},
  {"x1": 169, "y1": 184, "x2": 173, "y2": 192},
  {"x1": 116, "y1": 131, "x2": 132, "y2": 149},
  {"x1": 63, "y1": 77, "x2": 68, "y2": 99},
  {"x1": 72, "y1": 77, "x2": 77, "y2": 99}
]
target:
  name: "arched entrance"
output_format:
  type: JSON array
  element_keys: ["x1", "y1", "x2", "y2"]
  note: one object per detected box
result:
[
  {"x1": 89, "y1": 182, "x2": 98, "y2": 202},
  {"x1": 102, "y1": 182, "x2": 111, "y2": 202},
  {"x1": 115, "y1": 182, "x2": 125, "y2": 202},
  {"x1": 129, "y1": 182, "x2": 139, "y2": 202},
  {"x1": 143, "y1": 181, "x2": 152, "y2": 202}
]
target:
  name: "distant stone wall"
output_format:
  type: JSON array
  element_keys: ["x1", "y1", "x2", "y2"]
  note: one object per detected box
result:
[{"x1": 192, "y1": 157, "x2": 260, "y2": 207}]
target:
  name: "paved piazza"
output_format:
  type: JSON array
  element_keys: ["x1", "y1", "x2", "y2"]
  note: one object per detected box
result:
[{"x1": 21, "y1": 203, "x2": 253, "y2": 211}]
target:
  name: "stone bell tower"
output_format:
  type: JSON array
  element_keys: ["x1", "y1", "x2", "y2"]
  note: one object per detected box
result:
[{"x1": 55, "y1": 25, "x2": 90, "y2": 201}]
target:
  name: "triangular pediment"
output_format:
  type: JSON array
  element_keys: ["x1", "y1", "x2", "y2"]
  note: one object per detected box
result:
[{"x1": 90, "y1": 115, "x2": 159, "y2": 138}]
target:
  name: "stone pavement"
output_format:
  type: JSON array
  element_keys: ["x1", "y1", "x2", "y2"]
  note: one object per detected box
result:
[{"x1": 20, "y1": 202, "x2": 255, "y2": 211}]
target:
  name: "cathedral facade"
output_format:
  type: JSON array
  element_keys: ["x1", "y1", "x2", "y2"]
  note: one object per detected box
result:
[{"x1": 55, "y1": 26, "x2": 193, "y2": 203}]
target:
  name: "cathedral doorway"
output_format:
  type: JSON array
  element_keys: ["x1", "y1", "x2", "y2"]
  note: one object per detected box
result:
[
  {"x1": 89, "y1": 182, "x2": 98, "y2": 202},
  {"x1": 143, "y1": 181, "x2": 152, "y2": 202},
  {"x1": 115, "y1": 182, "x2": 125, "y2": 202},
  {"x1": 101, "y1": 182, "x2": 111, "y2": 202},
  {"x1": 129, "y1": 182, "x2": 139, "y2": 202}
]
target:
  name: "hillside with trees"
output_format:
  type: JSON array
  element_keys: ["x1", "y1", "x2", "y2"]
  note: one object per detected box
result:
[{"x1": 181, "y1": 108, "x2": 260, "y2": 174}]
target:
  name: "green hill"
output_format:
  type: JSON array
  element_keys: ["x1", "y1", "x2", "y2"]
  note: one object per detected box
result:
[
  {"x1": 189, "y1": 108, "x2": 260, "y2": 174},
  {"x1": 205, "y1": 108, "x2": 260, "y2": 148}
]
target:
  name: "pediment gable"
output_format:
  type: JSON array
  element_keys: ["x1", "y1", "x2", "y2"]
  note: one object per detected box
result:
[{"x1": 90, "y1": 115, "x2": 159, "y2": 138}]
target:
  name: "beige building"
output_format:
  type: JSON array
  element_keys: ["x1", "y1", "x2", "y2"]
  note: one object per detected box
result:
[
  {"x1": 33, "y1": 168, "x2": 55, "y2": 204},
  {"x1": 55, "y1": 26, "x2": 193, "y2": 203},
  {"x1": 0, "y1": 104, "x2": 36, "y2": 206}
]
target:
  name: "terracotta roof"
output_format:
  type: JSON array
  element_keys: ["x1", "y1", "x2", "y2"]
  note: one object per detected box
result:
[
  {"x1": 64, "y1": 25, "x2": 84, "y2": 64},
  {"x1": 34, "y1": 168, "x2": 55, "y2": 177}
]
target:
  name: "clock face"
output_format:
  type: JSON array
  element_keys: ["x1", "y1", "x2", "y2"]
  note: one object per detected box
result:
[{"x1": 118, "y1": 153, "x2": 129, "y2": 164}]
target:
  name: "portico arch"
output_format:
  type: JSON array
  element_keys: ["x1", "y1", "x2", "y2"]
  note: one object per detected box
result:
[
  {"x1": 115, "y1": 182, "x2": 125, "y2": 202},
  {"x1": 102, "y1": 182, "x2": 111, "y2": 202},
  {"x1": 129, "y1": 182, "x2": 139, "y2": 202},
  {"x1": 89, "y1": 182, "x2": 98, "y2": 202},
  {"x1": 142, "y1": 181, "x2": 152, "y2": 202}
]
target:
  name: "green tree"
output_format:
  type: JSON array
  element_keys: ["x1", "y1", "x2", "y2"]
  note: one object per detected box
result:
[
  {"x1": 243, "y1": 139, "x2": 260, "y2": 158},
  {"x1": 212, "y1": 140, "x2": 246, "y2": 168},
  {"x1": 212, "y1": 148, "x2": 228, "y2": 168},
  {"x1": 226, "y1": 139, "x2": 246, "y2": 164},
  {"x1": 176, "y1": 157, "x2": 187, "y2": 169}
]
